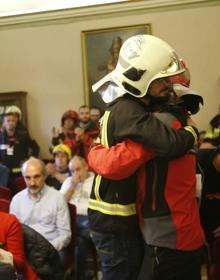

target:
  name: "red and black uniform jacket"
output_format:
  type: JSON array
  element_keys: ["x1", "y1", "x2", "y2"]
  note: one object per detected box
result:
[
  {"x1": 0, "y1": 212, "x2": 37, "y2": 279},
  {"x1": 52, "y1": 121, "x2": 99, "y2": 160},
  {"x1": 0, "y1": 127, "x2": 39, "y2": 174},
  {"x1": 88, "y1": 95, "x2": 200, "y2": 240}
]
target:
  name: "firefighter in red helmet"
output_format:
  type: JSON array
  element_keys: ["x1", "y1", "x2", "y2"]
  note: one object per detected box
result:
[{"x1": 50, "y1": 110, "x2": 79, "y2": 154}]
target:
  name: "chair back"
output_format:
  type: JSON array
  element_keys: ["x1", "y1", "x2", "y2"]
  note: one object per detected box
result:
[
  {"x1": 0, "y1": 186, "x2": 12, "y2": 200},
  {"x1": 64, "y1": 203, "x2": 77, "y2": 272},
  {"x1": 68, "y1": 203, "x2": 77, "y2": 247},
  {"x1": 14, "y1": 176, "x2": 26, "y2": 193},
  {"x1": 0, "y1": 199, "x2": 10, "y2": 213}
]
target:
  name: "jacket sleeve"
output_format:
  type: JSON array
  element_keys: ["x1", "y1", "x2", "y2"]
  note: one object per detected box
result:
[
  {"x1": 88, "y1": 139, "x2": 155, "y2": 180},
  {"x1": 111, "y1": 99, "x2": 198, "y2": 159},
  {"x1": 6, "y1": 217, "x2": 38, "y2": 279},
  {"x1": 6, "y1": 215, "x2": 25, "y2": 271}
]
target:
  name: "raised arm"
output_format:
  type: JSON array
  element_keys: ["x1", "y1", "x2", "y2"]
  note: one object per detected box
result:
[{"x1": 88, "y1": 139, "x2": 155, "y2": 180}]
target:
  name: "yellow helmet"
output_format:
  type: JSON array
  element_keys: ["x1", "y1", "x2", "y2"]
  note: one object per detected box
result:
[
  {"x1": 93, "y1": 34, "x2": 185, "y2": 99},
  {"x1": 52, "y1": 144, "x2": 72, "y2": 160}
]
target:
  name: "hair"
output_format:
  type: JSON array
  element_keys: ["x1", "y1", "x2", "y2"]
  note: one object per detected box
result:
[
  {"x1": 203, "y1": 136, "x2": 220, "y2": 147},
  {"x1": 22, "y1": 157, "x2": 46, "y2": 176},
  {"x1": 68, "y1": 155, "x2": 87, "y2": 169},
  {"x1": 79, "y1": 105, "x2": 90, "y2": 111},
  {"x1": 90, "y1": 106, "x2": 103, "y2": 114}
]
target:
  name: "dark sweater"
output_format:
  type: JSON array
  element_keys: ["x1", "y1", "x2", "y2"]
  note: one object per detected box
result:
[{"x1": 197, "y1": 148, "x2": 220, "y2": 242}]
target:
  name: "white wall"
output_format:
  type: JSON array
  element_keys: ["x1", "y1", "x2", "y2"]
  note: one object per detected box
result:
[{"x1": 0, "y1": 2, "x2": 219, "y2": 158}]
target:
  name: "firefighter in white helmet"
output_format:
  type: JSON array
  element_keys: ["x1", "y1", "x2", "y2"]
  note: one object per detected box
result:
[
  {"x1": 88, "y1": 35, "x2": 204, "y2": 280},
  {"x1": 5, "y1": 105, "x2": 22, "y2": 120},
  {"x1": 0, "y1": 105, "x2": 39, "y2": 186}
]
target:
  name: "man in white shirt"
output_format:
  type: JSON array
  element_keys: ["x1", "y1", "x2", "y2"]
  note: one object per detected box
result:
[
  {"x1": 10, "y1": 157, "x2": 71, "y2": 256},
  {"x1": 60, "y1": 155, "x2": 94, "y2": 280}
]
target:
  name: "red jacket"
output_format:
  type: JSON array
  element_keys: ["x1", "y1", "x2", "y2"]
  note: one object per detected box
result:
[
  {"x1": 62, "y1": 122, "x2": 99, "y2": 160},
  {"x1": 0, "y1": 212, "x2": 38, "y2": 279},
  {"x1": 88, "y1": 114, "x2": 205, "y2": 250}
]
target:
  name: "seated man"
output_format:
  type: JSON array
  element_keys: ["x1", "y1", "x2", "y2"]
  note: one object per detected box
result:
[
  {"x1": 46, "y1": 144, "x2": 72, "y2": 190},
  {"x1": 10, "y1": 157, "x2": 71, "y2": 260},
  {"x1": 60, "y1": 156, "x2": 95, "y2": 280},
  {"x1": 0, "y1": 211, "x2": 37, "y2": 279}
]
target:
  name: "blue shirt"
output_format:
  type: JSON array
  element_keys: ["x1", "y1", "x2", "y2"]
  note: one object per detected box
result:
[{"x1": 10, "y1": 185, "x2": 71, "y2": 251}]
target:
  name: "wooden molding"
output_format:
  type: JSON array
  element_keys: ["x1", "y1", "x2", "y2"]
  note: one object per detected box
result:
[{"x1": 0, "y1": 0, "x2": 219, "y2": 29}]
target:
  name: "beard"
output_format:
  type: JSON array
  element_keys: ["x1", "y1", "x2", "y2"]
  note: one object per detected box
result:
[
  {"x1": 28, "y1": 185, "x2": 41, "y2": 195},
  {"x1": 146, "y1": 93, "x2": 171, "y2": 107}
]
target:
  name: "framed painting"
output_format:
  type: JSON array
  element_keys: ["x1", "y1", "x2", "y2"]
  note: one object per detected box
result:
[{"x1": 81, "y1": 23, "x2": 152, "y2": 111}]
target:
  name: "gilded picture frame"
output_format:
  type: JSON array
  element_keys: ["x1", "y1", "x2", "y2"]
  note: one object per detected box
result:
[{"x1": 81, "y1": 23, "x2": 152, "y2": 110}]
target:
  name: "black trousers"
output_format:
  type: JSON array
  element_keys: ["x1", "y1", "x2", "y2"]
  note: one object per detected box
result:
[{"x1": 138, "y1": 243, "x2": 205, "y2": 280}]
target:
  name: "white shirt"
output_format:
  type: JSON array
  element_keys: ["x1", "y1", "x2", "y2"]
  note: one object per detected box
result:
[
  {"x1": 10, "y1": 185, "x2": 71, "y2": 251},
  {"x1": 60, "y1": 172, "x2": 94, "y2": 216}
]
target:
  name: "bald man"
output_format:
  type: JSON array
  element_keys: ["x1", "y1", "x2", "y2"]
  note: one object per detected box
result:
[{"x1": 10, "y1": 157, "x2": 71, "y2": 254}]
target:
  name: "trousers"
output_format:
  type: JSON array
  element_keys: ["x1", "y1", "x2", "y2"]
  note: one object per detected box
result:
[
  {"x1": 138, "y1": 243, "x2": 205, "y2": 280},
  {"x1": 91, "y1": 230, "x2": 144, "y2": 280}
]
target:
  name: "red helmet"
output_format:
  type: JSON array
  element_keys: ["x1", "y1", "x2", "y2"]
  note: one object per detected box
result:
[{"x1": 61, "y1": 110, "x2": 78, "y2": 126}]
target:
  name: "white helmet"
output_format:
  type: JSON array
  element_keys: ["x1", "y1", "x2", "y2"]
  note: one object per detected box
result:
[
  {"x1": 5, "y1": 105, "x2": 22, "y2": 119},
  {"x1": 93, "y1": 34, "x2": 185, "y2": 99}
]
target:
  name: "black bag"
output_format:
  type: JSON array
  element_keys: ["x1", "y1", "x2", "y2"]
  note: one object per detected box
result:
[{"x1": 0, "y1": 263, "x2": 17, "y2": 280}]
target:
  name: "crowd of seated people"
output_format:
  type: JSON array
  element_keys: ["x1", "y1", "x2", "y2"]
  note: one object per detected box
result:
[
  {"x1": 51, "y1": 105, "x2": 100, "y2": 162},
  {"x1": 0, "y1": 104, "x2": 102, "y2": 279}
]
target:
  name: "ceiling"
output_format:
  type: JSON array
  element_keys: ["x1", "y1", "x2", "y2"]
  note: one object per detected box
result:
[{"x1": 0, "y1": 0, "x2": 128, "y2": 17}]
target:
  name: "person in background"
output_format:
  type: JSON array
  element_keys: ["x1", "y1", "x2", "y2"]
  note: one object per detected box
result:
[
  {"x1": 198, "y1": 130, "x2": 206, "y2": 148},
  {"x1": 51, "y1": 109, "x2": 79, "y2": 151},
  {"x1": 10, "y1": 157, "x2": 71, "y2": 261},
  {"x1": 0, "y1": 211, "x2": 37, "y2": 279},
  {"x1": 60, "y1": 156, "x2": 95, "y2": 280},
  {"x1": 198, "y1": 146, "x2": 220, "y2": 280},
  {"x1": 88, "y1": 34, "x2": 202, "y2": 280},
  {"x1": 46, "y1": 144, "x2": 71, "y2": 190},
  {"x1": 204, "y1": 105, "x2": 220, "y2": 142},
  {"x1": 73, "y1": 105, "x2": 99, "y2": 160},
  {"x1": 0, "y1": 106, "x2": 39, "y2": 187},
  {"x1": 90, "y1": 106, "x2": 102, "y2": 125}
]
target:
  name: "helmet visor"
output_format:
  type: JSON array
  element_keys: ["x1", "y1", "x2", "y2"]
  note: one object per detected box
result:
[{"x1": 160, "y1": 53, "x2": 184, "y2": 76}]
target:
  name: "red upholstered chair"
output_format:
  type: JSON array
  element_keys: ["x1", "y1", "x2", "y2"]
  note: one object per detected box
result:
[
  {"x1": 0, "y1": 198, "x2": 10, "y2": 213},
  {"x1": 0, "y1": 186, "x2": 12, "y2": 200},
  {"x1": 14, "y1": 176, "x2": 26, "y2": 193}
]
